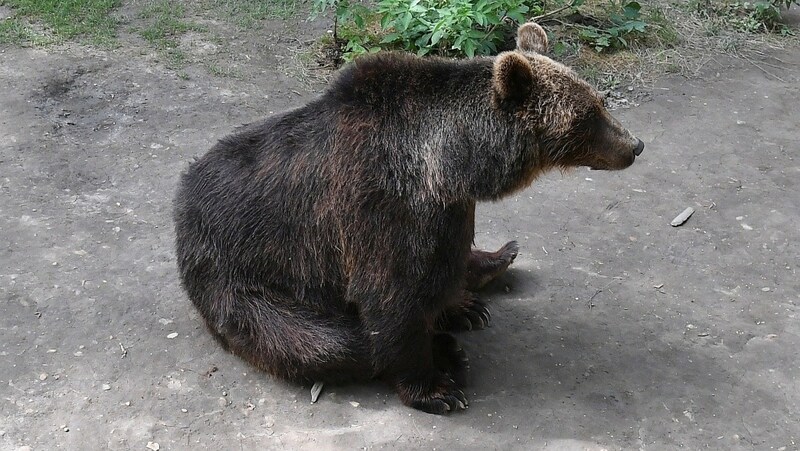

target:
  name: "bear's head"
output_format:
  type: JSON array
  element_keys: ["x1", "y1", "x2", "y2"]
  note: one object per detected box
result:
[{"x1": 492, "y1": 22, "x2": 644, "y2": 171}]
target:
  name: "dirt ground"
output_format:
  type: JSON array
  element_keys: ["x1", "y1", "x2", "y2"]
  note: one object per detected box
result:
[{"x1": 1, "y1": 7, "x2": 799, "y2": 450}]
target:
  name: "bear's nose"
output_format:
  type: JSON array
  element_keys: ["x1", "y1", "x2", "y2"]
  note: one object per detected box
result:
[{"x1": 633, "y1": 139, "x2": 644, "y2": 156}]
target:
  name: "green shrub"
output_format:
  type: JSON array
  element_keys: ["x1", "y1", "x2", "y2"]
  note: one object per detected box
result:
[
  {"x1": 576, "y1": 1, "x2": 648, "y2": 52},
  {"x1": 313, "y1": 0, "x2": 544, "y2": 60}
]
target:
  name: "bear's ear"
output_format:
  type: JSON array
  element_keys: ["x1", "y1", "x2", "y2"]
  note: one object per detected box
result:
[
  {"x1": 492, "y1": 52, "x2": 535, "y2": 106},
  {"x1": 516, "y1": 22, "x2": 548, "y2": 54}
]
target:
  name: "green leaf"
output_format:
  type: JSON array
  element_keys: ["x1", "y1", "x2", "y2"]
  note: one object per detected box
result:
[
  {"x1": 415, "y1": 32, "x2": 432, "y2": 47},
  {"x1": 430, "y1": 28, "x2": 445, "y2": 45},
  {"x1": 400, "y1": 12, "x2": 413, "y2": 31},
  {"x1": 623, "y1": 1, "x2": 642, "y2": 19},
  {"x1": 380, "y1": 14, "x2": 392, "y2": 29},
  {"x1": 580, "y1": 29, "x2": 600, "y2": 38},
  {"x1": 380, "y1": 32, "x2": 402, "y2": 43},
  {"x1": 507, "y1": 11, "x2": 527, "y2": 23},
  {"x1": 463, "y1": 39, "x2": 476, "y2": 58}
]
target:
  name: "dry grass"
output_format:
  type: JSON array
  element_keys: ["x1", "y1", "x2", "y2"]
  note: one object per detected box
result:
[{"x1": 544, "y1": 0, "x2": 799, "y2": 88}]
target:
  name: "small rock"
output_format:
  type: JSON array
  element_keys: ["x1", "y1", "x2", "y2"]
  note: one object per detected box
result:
[
  {"x1": 39, "y1": 373, "x2": 48, "y2": 381},
  {"x1": 741, "y1": 223, "x2": 753, "y2": 231},
  {"x1": 167, "y1": 332, "x2": 178, "y2": 339},
  {"x1": 181, "y1": 408, "x2": 188, "y2": 413},
  {"x1": 349, "y1": 401, "x2": 360, "y2": 407},
  {"x1": 761, "y1": 287, "x2": 771, "y2": 292},
  {"x1": 218, "y1": 397, "x2": 228, "y2": 407},
  {"x1": 670, "y1": 207, "x2": 694, "y2": 227},
  {"x1": 102, "y1": 384, "x2": 111, "y2": 391},
  {"x1": 146, "y1": 442, "x2": 160, "y2": 451},
  {"x1": 697, "y1": 332, "x2": 709, "y2": 337}
]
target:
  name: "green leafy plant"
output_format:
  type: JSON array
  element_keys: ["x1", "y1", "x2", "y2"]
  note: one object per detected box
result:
[
  {"x1": 312, "y1": 0, "x2": 546, "y2": 60},
  {"x1": 576, "y1": 1, "x2": 647, "y2": 52},
  {"x1": 693, "y1": 0, "x2": 798, "y2": 34},
  {"x1": 729, "y1": 1, "x2": 795, "y2": 33},
  {"x1": 377, "y1": 0, "x2": 537, "y2": 57}
]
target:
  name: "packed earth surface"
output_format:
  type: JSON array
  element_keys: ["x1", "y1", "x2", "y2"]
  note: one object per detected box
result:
[{"x1": 1, "y1": 6, "x2": 799, "y2": 450}]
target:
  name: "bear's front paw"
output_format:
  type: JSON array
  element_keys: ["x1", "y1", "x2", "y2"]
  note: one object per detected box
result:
[
  {"x1": 436, "y1": 291, "x2": 491, "y2": 332},
  {"x1": 396, "y1": 371, "x2": 468, "y2": 415}
]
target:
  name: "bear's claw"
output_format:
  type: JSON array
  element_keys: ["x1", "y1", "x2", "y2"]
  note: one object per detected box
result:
[
  {"x1": 437, "y1": 293, "x2": 491, "y2": 332},
  {"x1": 406, "y1": 381, "x2": 468, "y2": 415}
]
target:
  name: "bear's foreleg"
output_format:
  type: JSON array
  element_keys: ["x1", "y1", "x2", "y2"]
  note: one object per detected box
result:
[{"x1": 355, "y1": 291, "x2": 469, "y2": 414}]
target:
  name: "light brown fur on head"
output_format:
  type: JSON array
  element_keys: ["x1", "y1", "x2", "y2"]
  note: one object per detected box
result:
[{"x1": 490, "y1": 23, "x2": 642, "y2": 173}]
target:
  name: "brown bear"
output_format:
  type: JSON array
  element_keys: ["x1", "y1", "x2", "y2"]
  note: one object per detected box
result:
[{"x1": 173, "y1": 22, "x2": 643, "y2": 415}]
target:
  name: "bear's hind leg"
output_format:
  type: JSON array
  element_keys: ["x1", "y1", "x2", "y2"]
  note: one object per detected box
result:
[
  {"x1": 465, "y1": 241, "x2": 519, "y2": 291},
  {"x1": 209, "y1": 289, "x2": 371, "y2": 384}
]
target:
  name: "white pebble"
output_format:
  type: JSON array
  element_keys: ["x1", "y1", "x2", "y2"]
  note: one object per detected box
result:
[{"x1": 167, "y1": 332, "x2": 178, "y2": 339}]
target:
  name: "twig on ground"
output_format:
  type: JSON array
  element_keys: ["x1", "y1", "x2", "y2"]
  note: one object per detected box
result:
[{"x1": 533, "y1": 0, "x2": 581, "y2": 22}]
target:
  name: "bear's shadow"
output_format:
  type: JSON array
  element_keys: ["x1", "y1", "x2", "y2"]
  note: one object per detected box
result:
[{"x1": 317, "y1": 268, "x2": 730, "y2": 435}]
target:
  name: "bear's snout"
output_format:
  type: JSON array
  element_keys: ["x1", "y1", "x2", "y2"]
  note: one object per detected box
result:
[{"x1": 634, "y1": 139, "x2": 645, "y2": 156}]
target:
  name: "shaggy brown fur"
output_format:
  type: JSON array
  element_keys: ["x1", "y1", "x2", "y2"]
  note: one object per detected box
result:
[{"x1": 173, "y1": 23, "x2": 643, "y2": 415}]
